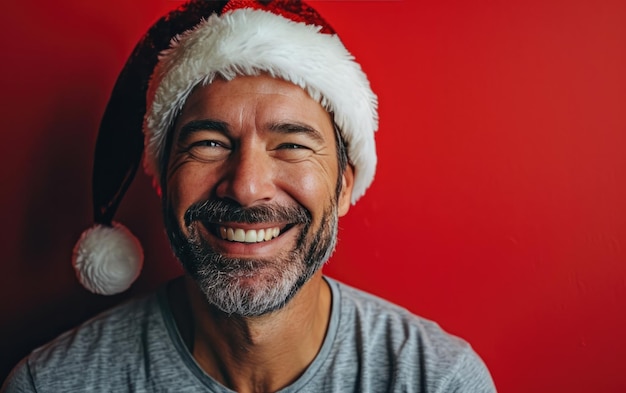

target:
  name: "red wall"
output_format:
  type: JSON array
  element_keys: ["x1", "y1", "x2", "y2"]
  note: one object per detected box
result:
[{"x1": 1, "y1": 1, "x2": 625, "y2": 391}]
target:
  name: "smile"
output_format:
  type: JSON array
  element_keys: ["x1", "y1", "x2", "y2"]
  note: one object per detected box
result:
[{"x1": 218, "y1": 225, "x2": 283, "y2": 243}]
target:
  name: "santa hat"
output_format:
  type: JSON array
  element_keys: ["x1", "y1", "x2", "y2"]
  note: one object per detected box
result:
[{"x1": 73, "y1": 0, "x2": 378, "y2": 295}]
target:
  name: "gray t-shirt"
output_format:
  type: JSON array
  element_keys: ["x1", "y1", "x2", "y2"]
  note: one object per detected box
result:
[{"x1": 2, "y1": 278, "x2": 496, "y2": 392}]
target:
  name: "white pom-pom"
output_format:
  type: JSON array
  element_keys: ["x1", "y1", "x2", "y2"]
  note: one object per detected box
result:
[{"x1": 72, "y1": 222, "x2": 144, "y2": 295}]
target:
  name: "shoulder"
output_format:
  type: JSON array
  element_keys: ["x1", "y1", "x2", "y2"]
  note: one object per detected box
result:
[
  {"x1": 3, "y1": 293, "x2": 164, "y2": 392},
  {"x1": 32, "y1": 292, "x2": 159, "y2": 362},
  {"x1": 332, "y1": 278, "x2": 465, "y2": 352},
  {"x1": 328, "y1": 278, "x2": 496, "y2": 392},
  {"x1": 2, "y1": 357, "x2": 36, "y2": 393}
]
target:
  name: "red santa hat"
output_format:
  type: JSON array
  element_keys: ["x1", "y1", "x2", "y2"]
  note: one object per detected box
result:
[{"x1": 73, "y1": 0, "x2": 378, "y2": 295}]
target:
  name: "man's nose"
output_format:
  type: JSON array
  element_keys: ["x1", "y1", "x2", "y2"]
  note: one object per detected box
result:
[{"x1": 215, "y1": 146, "x2": 276, "y2": 207}]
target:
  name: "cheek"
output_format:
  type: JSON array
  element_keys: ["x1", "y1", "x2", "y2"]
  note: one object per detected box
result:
[
  {"x1": 167, "y1": 166, "x2": 216, "y2": 217},
  {"x1": 278, "y1": 164, "x2": 337, "y2": 211}
]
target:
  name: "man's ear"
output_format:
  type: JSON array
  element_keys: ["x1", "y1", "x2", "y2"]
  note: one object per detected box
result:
[{"x1": 338, "y1": 164, "x2": 355, "y2": 217}]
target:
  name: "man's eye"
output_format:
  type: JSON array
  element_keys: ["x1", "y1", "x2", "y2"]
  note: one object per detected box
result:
[
  {"x1": 278, "y1": 143, "x2": 307, "y2": 150},
  {"x1": 274, "y1": 143, "x2": 313, "y2": 161},
  {"x1": 193, "y1": 140, "x2": 223, "y2": 148},
  {"x1": 187, "y1": 140, "x2": 230, "y2": 161}
]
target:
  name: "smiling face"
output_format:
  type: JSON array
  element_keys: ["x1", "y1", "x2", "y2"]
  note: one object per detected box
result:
[{"x1": 163, "y1": 74, "x2": 353, "y2": 316}]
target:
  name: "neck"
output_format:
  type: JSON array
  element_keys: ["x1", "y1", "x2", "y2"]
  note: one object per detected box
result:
[{"x1": 168, "y1": 273, "x2": 332, "y2": 393}]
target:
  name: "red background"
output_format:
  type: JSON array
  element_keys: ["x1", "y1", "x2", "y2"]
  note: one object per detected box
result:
[{"x1": 1, "y1": 1, "x2": 625, "y2": 391}]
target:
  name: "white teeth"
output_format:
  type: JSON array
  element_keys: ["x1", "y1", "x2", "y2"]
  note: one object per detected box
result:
[
  {"x1": 244, "y1": 230, "x2": 256, "y2": 243},
  {"x1": 219, "y1": 226, "x2": 282, "y2": 243},
  {"x1": 234, "y1": 228, "x2": 246, "y2": 242}
]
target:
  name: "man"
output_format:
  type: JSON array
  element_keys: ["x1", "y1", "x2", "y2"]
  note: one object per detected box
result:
[{"x1": 2, "y1": 1, "x2": 496, "y2": 392}]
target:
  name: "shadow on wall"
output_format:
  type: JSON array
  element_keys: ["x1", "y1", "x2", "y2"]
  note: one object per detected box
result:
[
  {"x1": 0, "y1": 73, "x2": 182, "y2": 382},
  {"x1": 0, "y1": 83, "x2": 131, "y2": 381}
]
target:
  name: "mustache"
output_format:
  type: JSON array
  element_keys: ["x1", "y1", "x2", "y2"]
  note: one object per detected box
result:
[{"x1": 184, "y1": 199, "x2": 311, "y2": 227}]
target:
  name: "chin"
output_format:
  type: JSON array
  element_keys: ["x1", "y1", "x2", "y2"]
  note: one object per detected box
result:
[{"x1": 196, "y1": 259, "x2": 309, "y2": 316}]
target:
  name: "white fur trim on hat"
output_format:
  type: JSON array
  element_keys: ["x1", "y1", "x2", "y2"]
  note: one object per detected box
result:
[
  {"x1": 72, "y1": 222, "x2": 144, "y2": 295},
  {"x1": 144, "y1": 8, "x2": 378, "y2": 203}
]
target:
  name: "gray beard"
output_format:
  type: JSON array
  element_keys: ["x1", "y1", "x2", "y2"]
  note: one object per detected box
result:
[{"x1": 164, "y1": 199, "x2": 338, "y2": 317}]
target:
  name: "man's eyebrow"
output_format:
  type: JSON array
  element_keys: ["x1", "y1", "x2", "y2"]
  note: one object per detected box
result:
[
  {"x1": 268, "y1": 122, "x2": 325, "y2": 144},
  {"x1": 177, "y1": 119, "x2": 229, "y2": 140}
]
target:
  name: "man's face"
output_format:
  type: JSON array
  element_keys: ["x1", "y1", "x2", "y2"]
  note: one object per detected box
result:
[{"x1": 163, "y1": 74, "x2": 353, "y2": 316}]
